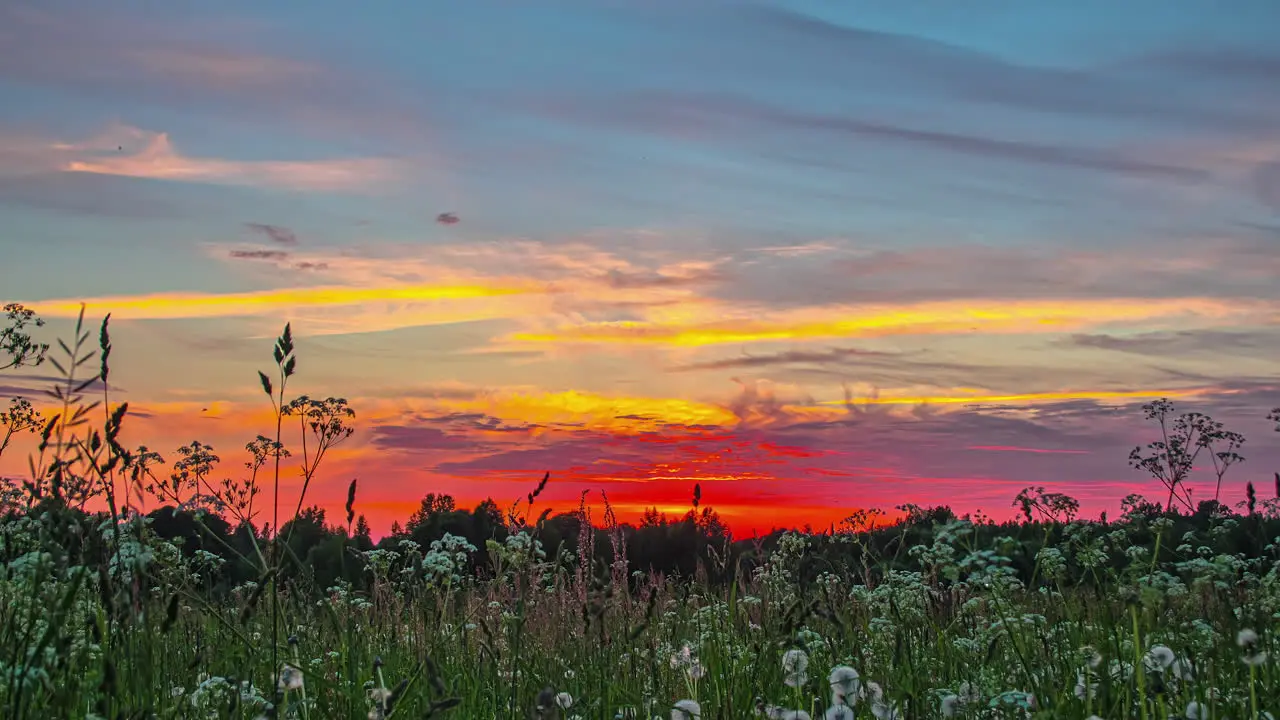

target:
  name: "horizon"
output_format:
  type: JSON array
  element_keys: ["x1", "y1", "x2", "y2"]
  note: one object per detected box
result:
[{"x1": 3, "y1": 0, "x2": 1280, "y2": 537}]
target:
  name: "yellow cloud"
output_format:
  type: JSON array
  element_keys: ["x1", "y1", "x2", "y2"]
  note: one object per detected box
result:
[
  {"x1": 25, "y1": 283, "x2": 549, "y2": 322},
  {"x1": 434, "y1": 389, "x2": 739, "y2": 431},
  {"x1": 510, "y1": 297, "x2": 1274, "y2": 346}
]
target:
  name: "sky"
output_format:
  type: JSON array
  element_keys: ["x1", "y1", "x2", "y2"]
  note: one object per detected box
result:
[{"x1": 2, "y1": 0, "x2": 1280, "y2": 536}]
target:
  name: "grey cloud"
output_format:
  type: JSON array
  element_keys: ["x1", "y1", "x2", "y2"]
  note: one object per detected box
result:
[
  {"x1": 670, "y1": 347, "x2": 898, "y2": 372},
  {"x1": 743, "y1": 6, "x2": 1280, "y2": 135},
  {"x1": 0, "y1": 5, "x2": 431, "y2": 148},
  {"x1": 603, "y1": 267, "x2": 726, "y2": 290},
  {"x1": 244, "y1": 223, "x2": 298, "y2": 246},
  {"x1": 0, "y1": 173, "x2": 192, "y2": 219},
  {"x1": 1066, "y1": 330, "x2": 1280, "y2": 357},
  {"x1": 711, "y1": 238, "x2": 1280, "y2": 308},
  {"x1": 229, "y1": 249, "x2": 290, "y2": 261},
  {"x1": 1255, "y1": 163, "x2": 1280, "y2": 210}
]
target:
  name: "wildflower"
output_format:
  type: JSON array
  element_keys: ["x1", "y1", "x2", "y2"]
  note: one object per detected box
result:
[
  {"x1": 870, "y1": 700, "x2": 900, "y2": 720},
  {"x1": 672, "y1": 699, "x2": 701, "y2": 720},
  {"x1": 828, "y1": 665, "x2": 860, "y2": 701},
  {"x1": 1074, "y1": 671, "x2": 1097, "y2": 700},
  {"x1": 782, "y1": 648, "x2": 809, "y2": 687},
  {"x1": 557, "y1": 693, "x2": 574, "y2": 709},
  {"x1": 686, "y1": 662, "x2": 706, "y2": 681},
  {"x1": 368, "y1": 687, "x2": 392, "y2": 704},
  {"x1": 1237, "y1": 627, "x2": 1268, "y2": 666},
  {"x1": 277, "y1": 664, "x2": 304, "y2": 692},
  {"x1": 1143, "y1": 644, "x2": 1176, "y2": 671},
  {"x1": 1185, "y1": 701, "x2": 1208, "y2": 720},
  {"x1": 824, "y1": 705, "x2": 855, "y2": 720}
]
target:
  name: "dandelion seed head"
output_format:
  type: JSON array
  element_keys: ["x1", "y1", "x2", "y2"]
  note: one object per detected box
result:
[
  {"x1": 1144, "y1": 644, "x2": 1176, "y2": 670},
  {"x1": 672, "y1": 699, "x2": 701, "y2": 720},
  {"x1": 1237, "y1": 628, "x2": 1259, "y2": 647},
  {"x1": 782, "y1": 648, "x2": 809, "y2": 674},
  {"x1": 828, "y1": 665, "x2": 860, "y2": 699},
  {"x1": 277, "y1": 664, "x2": 304, "y2": 692},
  {"x1": 824, "y1": 705, "x2": 855, "y2": 720}
]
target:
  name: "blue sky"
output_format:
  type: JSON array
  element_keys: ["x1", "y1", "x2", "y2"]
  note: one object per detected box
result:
[{"x1": 2, "y1": 0, "x2": 1279, "y2": 531}]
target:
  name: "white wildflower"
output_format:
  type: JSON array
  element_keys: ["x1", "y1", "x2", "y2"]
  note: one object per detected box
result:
[
  {"x1": 1236, "y1": 627, "x2": 1268, "y2": 666},
  {"x1": 672, "y1": 699, "x2": 701, "y2": 720},
  {"x1": 1144, "y1": 644, "x2": 1176, "y2": 671},
  {"x1": 277, "y1": 664, "x2": 304, "y2": 692},
  {"x1": 556, "y1": 692, "x2": 574, "y2": 709},
  {"x1": 824, "y1": 705, "x2": 855, "y2": 720},
  {"x1": 1185, "y1": 701, "x2": 1209, "y2": 720},
  {"x1": 782, "y1": 648, "x2": 809, "y2": 687},
  {"x1": 828, "y1": 665, "x2": 860, "y2": 701},
  {"x1": 1237, "y1": 628, "x2": 1259, "y2": 647}
]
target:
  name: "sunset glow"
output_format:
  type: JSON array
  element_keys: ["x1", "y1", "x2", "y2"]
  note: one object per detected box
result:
[{"x1": 3, "y1": 0, "x2": 1279, "y2": 538}]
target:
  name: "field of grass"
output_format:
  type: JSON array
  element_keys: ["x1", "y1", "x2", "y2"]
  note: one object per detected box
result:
[{"x1": 1, "y1": 307, "x2": 1278, "y2": 719}]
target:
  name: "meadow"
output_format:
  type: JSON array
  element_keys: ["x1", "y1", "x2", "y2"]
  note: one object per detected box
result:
[{"x1": 1, "y1": 303, "x2": 1277, "y2": 720}]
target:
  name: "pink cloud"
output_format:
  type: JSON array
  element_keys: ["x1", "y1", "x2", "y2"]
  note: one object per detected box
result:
[{"x1": 60, "y1": 128, "x2": 396, "y2": 192}]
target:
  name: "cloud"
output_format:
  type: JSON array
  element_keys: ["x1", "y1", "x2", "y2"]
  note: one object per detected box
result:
[
  {"x1": 530, "y1": 88, "x2": 1207, "y2": 181},
  {"x1": 0, "y1": 373, "x2": 114, "y2": 399},
  {"x1": 20, "y1": 282, "x2": 549, "y2": 332},
  {"x1": 1066, "y1": 329, "x2": 1280, "y2": 357},
  {"x1": 670, "y1": 347, "x2": 899, "y2": 372},
  {"x1": 229, "y1": 249, "x2": 291, "y2": 261},
  {"x1": 245, "y1": 223, "x2": 299, "y2": 245},
  {"x1": 719, "y1": 238, "x2": 1280, "y2": 309},
  {"x1": 0, "y1": 5, "x2": 431, "y2": 147},
  {"x1": 819, "y1": 388, "x2": 1210, "y2": 407},
  {"x1": 509, "y1": 296, "x2": 1278, "y2": 347},
  {"x1": 59, "y1": 128, "x2": 396, "y2": 192},
  {"x1": 968, "y1": 445, "x2": 1092, "y2": 455}
]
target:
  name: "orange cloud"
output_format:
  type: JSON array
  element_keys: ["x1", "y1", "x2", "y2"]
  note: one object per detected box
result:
[{"x1": 509, "y1": 297, "x2": 1275, "y2": 346}]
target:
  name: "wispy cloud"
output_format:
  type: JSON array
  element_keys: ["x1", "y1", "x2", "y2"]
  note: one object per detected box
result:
[
  {"x1": 22, "y1": 282, "x2": 547, "y2": 326},
  {"x1": 245, "y1": 223, "x2": 299, "y2": 245},
  {"x1": 819, "y1": 388, "x2": 1210, "y2": 407},
  {"x1": 968, "y1": 445, "x2": 1091, "y2": 455},
  {"x1": 58, "y1": 127, "x2": 396, "y2": 192},
  {"x1": 670, "y1": 347, "x2": 900, "y2": 372},
  {"x1": 228, "y1": 249, "x2": 291, "y2": 261},
  {"x1": 509, "y1": 297, "x2": 1277, "y2": 347},
  {"x1": 1066, "y1": 329, "x2": 1280, "y2": 357}
]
